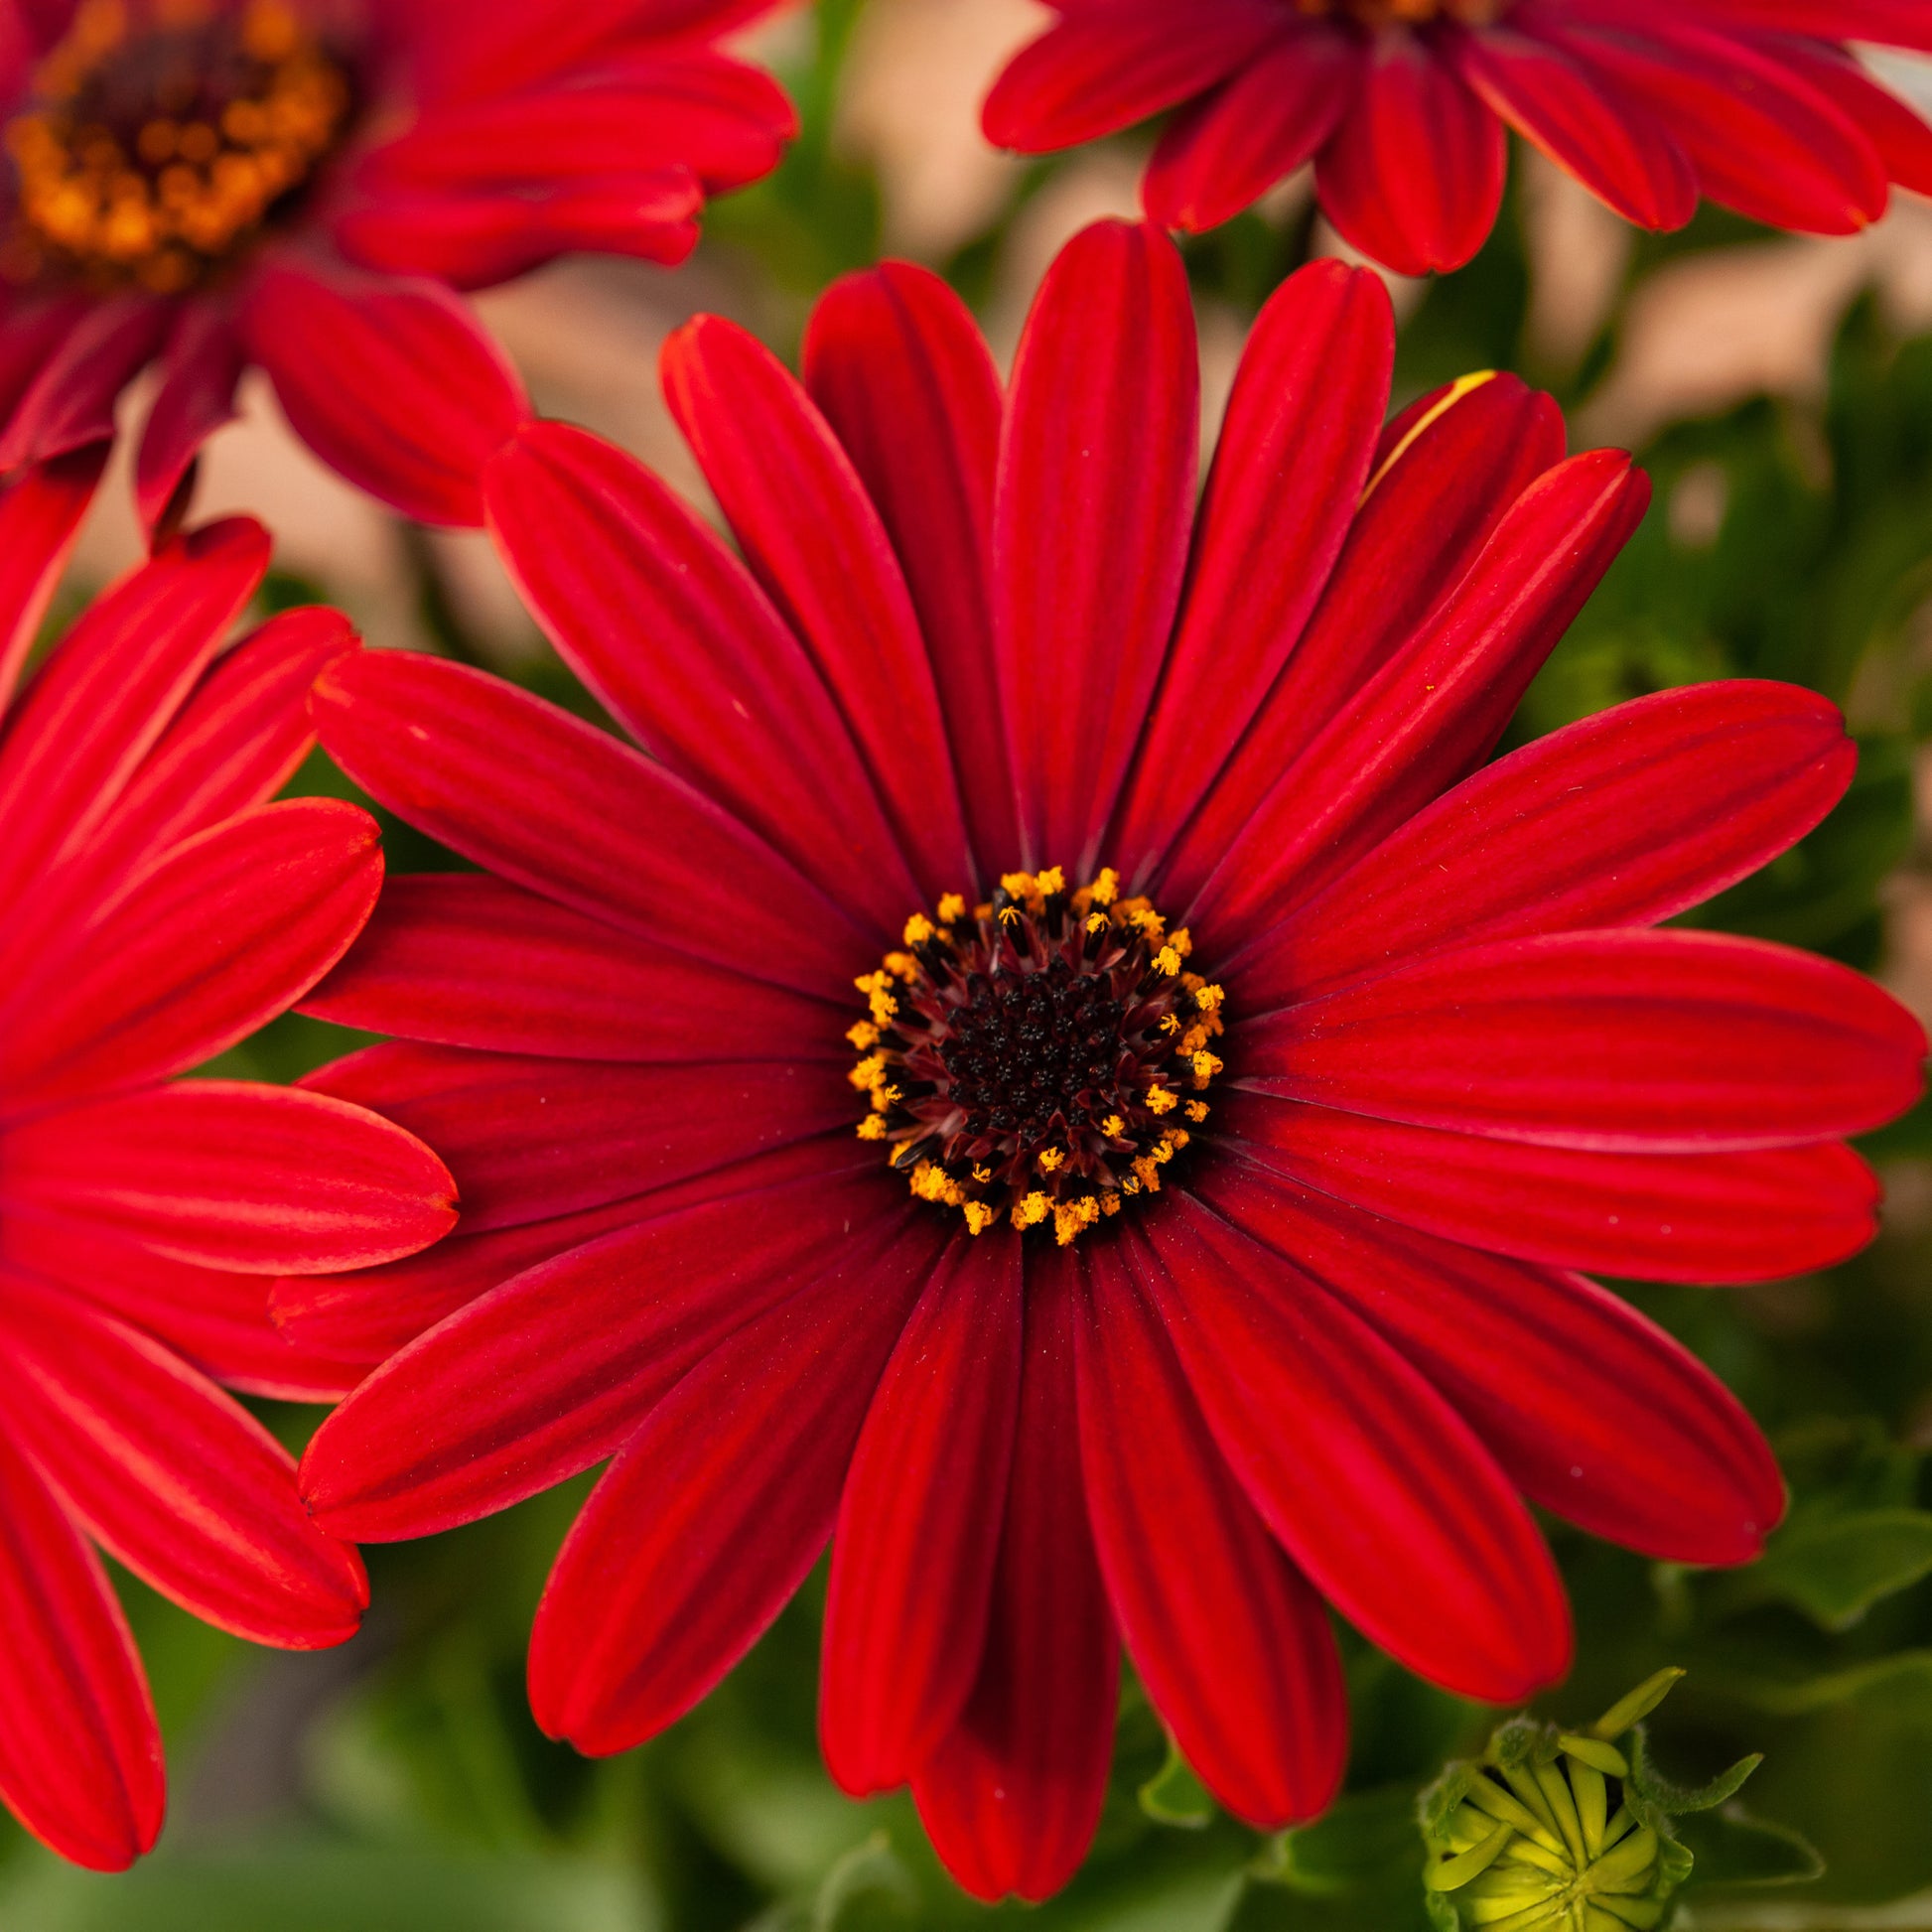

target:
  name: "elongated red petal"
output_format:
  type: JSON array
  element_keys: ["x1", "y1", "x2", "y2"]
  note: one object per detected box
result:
[
  {"x1": 1220, "y1": 1090, "x2": 1883, "y2": 1283},
  {"x1": 0, "y1": 1277, "x2": 366, "y2": 1646},
  {"x1": 912, "y1": 1247, "x2": 1116, "y2": 1905},
  {"x1": 1159, "y1": 372, "x2": 1566, "y2": 907},
  {"x1": 1448, "y1": 20, "x2": 1696, "y2": 229},
  {"x1": 662, "y1": 314, "x2": 972, "y2": 899},
  {"x1": 0, "y1": 517, "x2": 268, "y2": 922},
  {"x1": 1315, "y1": 33, "x2": 1506, "y2": 275},
  {"x1": 307, "y1": 1041, "x2": 850, "y2": 1234},
  {"x1": 0, "y1": 294, "x2": 167, "y2": 471},
  {"x1": 133, "y1": 304, "x2": 244, "y2": 536},
  {"x1": 528, "y1": 1214, "x2": 947, "y2": 1754},
  {"x1": 1137, "y1": 1193, "x2": 1572, "y2": 1704},
  {"x1": 821, "y1": 1239, "x2": 1023, "y2": 1795},
  {"x1": 802, "y1": 262, "x2": 1016, "y2": 874},
  {"x1": 0, "y1": 1081, "x2": 455, "y2": 1274},
  {"x1": 0, "y1": 449, "x2": 107, "y2": 712},
  {"x1": 240, "y1": 260, "x2": 529, "y2": 525},
  {"x1": 1240, "y1": 928, "x2": 1926, "y2": 1153},
  {"x1": 1185, "y1": 450, "x2": 1647, "y2": 937},
  {"x1": 1144, "y1": 27, "x2": 1363, "y2": 232},
  {"x1": 1109, "y1": 259, "x2": 1392, "y2": 877},
  {"x1": 1234, "y1": 680, "x2": 1856, "y2": 1006},
  {"x1": 310, "y1": 647, "x2": 867, "y2": 1000},
  {"x1": 1767, "y1": 43, "x2": 1932, "y2": 201},
  {"x1": 1075, "y1": 1236, "x2": 1345, "y2": 1825},
  {"x1": 483, "y1": 422, "x2": 918, "y2": 936},
  {"x1": 997, "y1": 220, "x2": 1197, "y2": 875},
  {"x1": 0, "y1": 1431, "x2": 163, "y2": 1870},
  {"x1": 301, "y1": 873, "x2": 834, "y2": 1062},
  {"x1": 301, "y1": 1154, "x2": 896, "y2": 1542},
  {"x1": 982, "y1": 0, "x2": 1287, "y2": 152},
  {"x1": 1195, "y1": 1159, "x2": 1785, "y2": 1565},
  {"x1": 0, "y1": 800, "x2": 382, "y2": 1112},
  {"x1": 1546, "y1": 12, "x2": 1886, "y2": 233}
]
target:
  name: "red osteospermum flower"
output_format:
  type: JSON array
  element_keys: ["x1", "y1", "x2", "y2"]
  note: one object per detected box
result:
[
  {"x1": 0, "y1": 458, "x2": 455, "y2": 1869},
  {"x1": 984, "y1": 1, "x2": 1932, "y2": 275},
  {"x1": 286, "y1": 220, "x2": 1924, "y2": 1901},
  {"x1": 0, "y1": 0, "x2": 793, "y2": 531}
]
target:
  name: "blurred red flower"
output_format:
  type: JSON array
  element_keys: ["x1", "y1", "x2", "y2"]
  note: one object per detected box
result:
[
  {"x1": 984, "y1": 1, "x2": 1932, "y2": 276},
  {"x1": 285, "y1": 221, "x2": 1923, "y2": 1901},
  {"x1": 0, "y1": 0, "x2": 793, "y2": 529},
  {"x1": 0, "y1": 456, "x2": 454, "y2": 1869}
]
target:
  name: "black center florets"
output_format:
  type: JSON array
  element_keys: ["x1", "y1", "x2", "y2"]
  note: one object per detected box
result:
[{"x1": 851, "y1": 867, "x2": 1226, "y2": 1245}]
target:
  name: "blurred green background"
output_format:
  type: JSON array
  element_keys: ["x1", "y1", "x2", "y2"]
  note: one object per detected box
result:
[{"x1": 14, "y1": 4, "x2": 1932, "y2": 1926}]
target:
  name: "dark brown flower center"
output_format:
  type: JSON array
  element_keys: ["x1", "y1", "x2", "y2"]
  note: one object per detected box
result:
[
  {"x1": 851, "y1": 868, "x2": 1226, "y2": 1245},
  {"x1": 5, "y1": 0, "x2": 351, "y2": 292}
]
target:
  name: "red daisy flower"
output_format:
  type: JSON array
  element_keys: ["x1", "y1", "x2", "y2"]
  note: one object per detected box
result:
[
  {"x1": 0, "y1": 454, "x2": 456, "y2": 1870},
  {"x1": 285, "y1": 220, "x2": 1924, "y2": 1901},
  {"x1": 984, "y1": 1, "x2": 1932, "y2": 276},
  {"x1": 0, "y1": 0, "x2": 793, "y2": 531}
]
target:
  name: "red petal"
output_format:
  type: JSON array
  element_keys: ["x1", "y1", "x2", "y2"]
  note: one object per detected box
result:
[
  {"x1": 527, "y1": 1214, "x2": 947, "y2": 1753},
  {"x1": 1239, "y1": 927, "x2": 1926, "y2": 1153},
  {"x1": 1315, "y1": 33, "x2": 1506, "y2": 275},
  {"x1": 1235, "y1": 679, "x2": 1857, "y2": 1006},
  {"x1": 310, "y1": 648, "x2": 868, "y2": 1000},
  {"x1": 662, "y1": 315, "x2": 972, "y2": 899},
  {"x1": 0, "y1": 1277, "x2": 366, "y2": 1646},
  {"x1": 483, "y1": 422, "x2": 918, "y2": 936},
  {"x1": 239, "y1": 259, "x2": 529, "y2": 526},
  {"x1": 910, "y1": 1247, "x2": 1117, "y2": 1904},
  {"x1": 1, "y1": 1081, "x2": 456, "y2": 1274},
  {"x1": 802, "y1": 262, "x2": 1016, "y2": 873},
  {"x1": 821, "y1": 1239, "x2": 1023, "y2": 1795},
  {"x1": 307, "y1": 1040, "x2": 851, "y2": 1233},
  {"x1": 0, "y1": 799, "x2": 382, "y2": 1112},
  {"x1": 1756, "y1": 38, "x2": 1932, "y2": 201},
  {"x1": 1195, "y1": 1159, "x2": 1785, "y2": 1565},
  {"x1": 1075, "y1": 1235, "x2": 1345, "y2": 1825},
  {"x1": 0, "y1": 1431, "x2": 163, "y2": 1870},
  {"x1": 304, "y1": 872, "x2": 834, "y2": 1063},
  {"x1": 301, "y1": 1153, "x2": 898, "y2": 1542},
  {"x1": 0, "y1": 448, "x2": 106, "y2": 713},
  {"x1": 0, "y1": 517, "x2": 268, "y2": 923},
  {"x1": 1144, "y1": 27, "x2": 1363, "y2": 232},
  {"x1": 1542, "y1": 10, "x2": 1887, "y2": 232},
  {"x1": 1448, "y1": 20, "x2": 1696, "y2": 229},
  {"x1": 0, "y1": 294, "x2": 168, "y2": 471},
  {"x1": 361, "y1": 54, "x2": 789, "y2": 195},
  {"x1": 1137, "y1": 1193, "x2": 1573, "y2": 1704},
  {"x1": 1158, "y1": 371, "x2": 1565, "y2": 907},
  {"x1": 996, "y1": 220, "x2": 1196, "y2": 875},
  {"x1": 1109, "y1": 259, "x2": 1392, "y2": 878},
  {"x1": 982, "y1": 0, "x2": 1288, "y2": 151},
  {"x1": 1681, "y1": 0, "x2": 1932, "y2": 48},
  {"x1": 133, "y1": 304, "x2": 244, "y2": 536},
  {"x1": 1220, "y1": 1089, "x2": 1883, "y2": 1283},
  {"x1": 1184, "y1": 449, "x2": 1647, "y2": 938}
]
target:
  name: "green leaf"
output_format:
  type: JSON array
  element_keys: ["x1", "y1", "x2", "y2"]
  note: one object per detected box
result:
[
  {"x1": 808, "y1": 1834, "x2": 918, "y2": 1932},
  {"x1": 1715, "y1": 1509, "x2": 1932, "y2": 1631},
  {"x1": 1702, "y1": 1651, "x2": 1932, "y2": 1717},
  {"x1": 1676, "y1": 1805, "x2": 1827, "y2": 1889},
  {"x1": 1252, "y1": 1787, "x2": 1422, "y2": 1897},
  {"x1": 1627, "y1": 1729, "x2": 1761, "y2": 1816},
  {"x1": 1140, "y1": 1738, "x2": 1218, "y2": 1831}
]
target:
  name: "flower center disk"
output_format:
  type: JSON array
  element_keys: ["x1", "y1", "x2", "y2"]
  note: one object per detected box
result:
[
  {"x1": 1295, "y1": 0, "x2": 1504, "y2": 24},
  {"x1": 5, "y1": 0, "x2": 352, "y2": 291},
  {"x1": 850, "y1": 868, "x2": 1226, "y2": 1246}
]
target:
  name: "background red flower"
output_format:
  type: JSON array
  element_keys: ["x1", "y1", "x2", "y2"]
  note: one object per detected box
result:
[
  {"x1": 0, "y1": 0, "x2": 794, "y2": 530},
  {"x1": 0, "y1": 455, "x2": 456, "y2": 1869},
  {"x1": 278, "y1": 222, "x2": 1925, "y2": 1901},
  {"x1": 983, "y1": 1, "x2": 1932, "y2": 275}
]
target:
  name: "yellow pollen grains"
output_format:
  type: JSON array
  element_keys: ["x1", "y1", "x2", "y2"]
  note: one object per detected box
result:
[
  {"x1": 847, "y1": 867, "x2": 1230, "y2": 1245},
  {"x1": 5, "y1": 0, "x2": 352, "y2": 292}
]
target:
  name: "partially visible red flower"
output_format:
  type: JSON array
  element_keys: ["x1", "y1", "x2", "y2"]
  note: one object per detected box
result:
[
  {"x1": 0, "y1": 454, "x2": 455, "y2": 1870},
  {"x1": 284, "y1": 222, "x2": 1922, "y2": 1901},
  {"x1": 984, "y1": 1, "x2": 1932, "y2": 275},
  {"x1": 0, "y1": 0, "x2": 794, "y2": 530}
]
